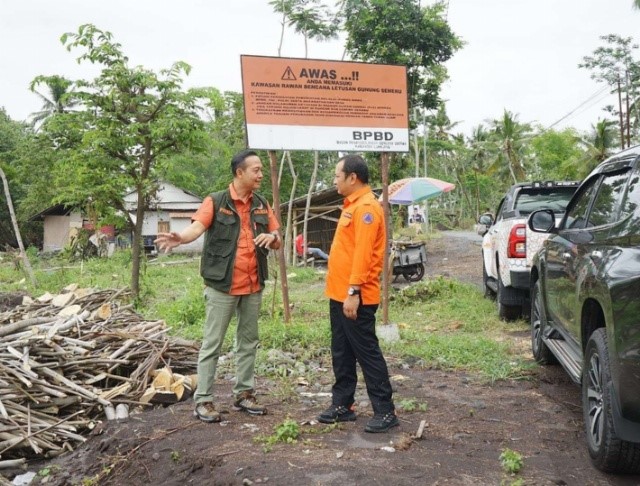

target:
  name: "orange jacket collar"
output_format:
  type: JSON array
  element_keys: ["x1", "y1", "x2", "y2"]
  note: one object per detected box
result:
[{"x1": 343, "y1": 185, "x2": 371, "y2": 207}]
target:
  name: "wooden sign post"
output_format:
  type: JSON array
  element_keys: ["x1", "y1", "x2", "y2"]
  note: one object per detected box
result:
[{"x1": 268, "y1": 150, "x2": 291, "y2": 323}]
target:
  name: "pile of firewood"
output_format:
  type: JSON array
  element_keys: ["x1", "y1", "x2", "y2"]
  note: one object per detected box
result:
[{"x1": 0, "y1": 286, "x2": 198, "y2": 466}]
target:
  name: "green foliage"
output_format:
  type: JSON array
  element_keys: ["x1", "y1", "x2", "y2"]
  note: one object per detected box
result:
[
  {"x1": 270, "y1": 0, "x2": 339, "y2": 48},
  {"x1": 499, "y1": 448, "x2": 524, "y2": 474},
  {"x1": 286, "y1": 266, "x2": 323, "y2": 284},
  {"x1": 152, "y1": 281, "x2": 205, "y2": 340},
  {"x1": 397, "y1": 398, "x2": 428, "y2": 412},
  {"x1": 388, "y1": 277, "x2": 532, "y2": 380},
  {"x1": 487, "y1": 110, "x2": 532, "y2": 183},
  {"x1": 341, "y1": 0, "x2": 462, "y2": 112},
  {"x1": 256, "y1": 417, "x2": 300, "y2": 452},
  {"x1": 580, "y1": 119, "x2": 619, "y2": 176},
  {"x1": 501, "y1": 480, "x2": 524, "y2": 486},
  {"x1": 529, "y1": 128, "x2": 583, "y2": 180},
  {"x1": 390, "y1": 276, "x2": 456, "y2": 305},
  {"x1": 38, "y1": 465, "x2": 60, "y2": 477},
  {"x1": 33, "y1": 24, "x2": 211, "y2": 297},
  {"x1": 579, "y1": 34, "x2": 639, "y2": 146},
  {"x1": 29, "y1": 75, "x2": 78, "y2": 129},
  {"x1": 0, "y1": 248, "x2": 531, "y2": 382},
  {"x1": 0, "y1": 109, "x2": 39, "y2": 247}
]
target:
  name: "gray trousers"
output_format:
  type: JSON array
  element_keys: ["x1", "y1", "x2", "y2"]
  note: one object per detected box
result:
[{"x1": 194, "y1": 286, "x2": 263, "y2": 404}]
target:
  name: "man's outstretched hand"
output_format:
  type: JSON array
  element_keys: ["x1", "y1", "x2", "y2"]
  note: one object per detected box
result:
[{"x1": 154, "y1": 232, "x2": 182, "y2": 253}]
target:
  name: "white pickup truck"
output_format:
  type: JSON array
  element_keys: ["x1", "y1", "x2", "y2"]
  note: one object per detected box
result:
[{"x1": 477, "y1": 181, "x2": 579, "y2": 320}]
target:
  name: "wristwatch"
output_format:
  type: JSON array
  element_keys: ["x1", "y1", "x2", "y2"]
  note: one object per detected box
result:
[{"x1": 347, "y1": 287, "x2": 361, "y2": 296}]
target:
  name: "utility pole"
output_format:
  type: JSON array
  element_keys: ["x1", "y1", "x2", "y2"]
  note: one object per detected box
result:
[
  {"x1": 422, "y1": 109, "x2": 429, "y2": 231},
  {"x1": 618, "y1": 77, "x2": 626, "y2": 150},
  {"x1": 625, "y1": 72, "x2": 631, "y2": 148},
  {"x1": 413, "y1": 108, "x2": 420, "y2": 177}
]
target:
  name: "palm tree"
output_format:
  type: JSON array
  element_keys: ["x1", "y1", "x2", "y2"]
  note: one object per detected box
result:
[
  {"x1": 270, "y1": 0, "x2": 338, "y2": 57},
  {"x1": 467, "y1": 125, "x2": 495, "y2": 215},
  {"x1": 488, "y1": 110, "x2": 532, "y2": 184},
  {"x1": 580, "y1": 119, "x2": 617, "y2": 177},
  {"x1": 28, "y1": 75, "x2": 77, "y2": 129}
]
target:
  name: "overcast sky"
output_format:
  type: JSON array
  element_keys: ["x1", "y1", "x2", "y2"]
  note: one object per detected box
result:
[{"x1": 1, "y1": 0, "x2": 638, "y2": 137}]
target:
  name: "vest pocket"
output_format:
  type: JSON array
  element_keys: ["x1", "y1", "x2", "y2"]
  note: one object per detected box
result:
[
  {"x1": 215, "y1": 214, "x2": 236, "y2": 240},
  {"x1": 201, "y1": 249, "x2": 233, "y2": 281}
]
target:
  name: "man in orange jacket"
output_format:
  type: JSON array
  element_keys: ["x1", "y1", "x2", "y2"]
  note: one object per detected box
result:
[{"x1": 318, "y1": 154, "x2": 398, "y2": 433}]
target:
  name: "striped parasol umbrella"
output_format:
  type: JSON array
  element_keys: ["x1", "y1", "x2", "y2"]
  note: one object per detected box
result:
[{"x1": 384, "y1": 177, "x2": 455, "y2": 205}]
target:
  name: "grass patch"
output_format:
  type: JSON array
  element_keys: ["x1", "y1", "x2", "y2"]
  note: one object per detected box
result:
[
  {"x1": 386, "y1": 277, "x2": 532, "y2": 380},
  {"x1": 1, "y1": 251, "x2": 532, "y2": 382}
]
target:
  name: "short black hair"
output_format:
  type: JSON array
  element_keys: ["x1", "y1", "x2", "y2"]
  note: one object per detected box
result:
[
  {"x1": 231, "y1": 150, "x2": 259, "y2": 177},
  {"x1": 338, "y1": 154, "x2": 369, "y2": 184}
]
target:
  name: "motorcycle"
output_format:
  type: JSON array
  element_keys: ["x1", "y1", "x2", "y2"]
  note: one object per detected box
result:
[{"x1": 391, "y1": 241, "x2": 427, "y2": 282}]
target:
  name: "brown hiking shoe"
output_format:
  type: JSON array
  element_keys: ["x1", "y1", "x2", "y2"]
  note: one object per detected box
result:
[
  {"x1": 193, "y1": 402, "x2": 221, "y2": 423},
  {"x1": 233, "y1": 391, "x2": 267, "y2": 415}
]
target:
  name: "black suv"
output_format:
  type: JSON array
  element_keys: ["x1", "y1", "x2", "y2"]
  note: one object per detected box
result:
[{"x1": 528, "y1": 146, "x2": 640, "y2": 473}]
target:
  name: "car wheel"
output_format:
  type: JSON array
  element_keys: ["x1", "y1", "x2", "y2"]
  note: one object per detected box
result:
[
  {"x1": 530, "y1": 280, "x2": 556, "y2": 364},
  {"x1": 497, "y1": 273, "x2": 521, "y2": 321},
  {"x1": 482, "y1": 258, "x2": 496, "y2": 300},
  {"x1": 583, "y1": 328, "x2": 640, "y2": 473}
]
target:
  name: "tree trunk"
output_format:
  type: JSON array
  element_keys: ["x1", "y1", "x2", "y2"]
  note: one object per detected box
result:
[
  {"x1": 381, "y1": 152, "x2": 390, "y2": 325},
  {"x1": 268, "y1": 150, "x2": 291, "y2": 323},
  {"x1": 130, "y1": 184, "x2": 146, "y2": 299},
  {"x1": 625, "y1": 81, "x2": 631, "y2": 148},
  {"x1": 302, "y1": 151, "x2": 319, "y2": 267},
  {"x1": 285, "y1": 151, "x2": 298, "y2": 265},
  {"x1": 276, "y1": 6, "x2": 286, "y2": 57},
  {"x1": 618, "y1": 77, "x2": 626, "y2": 150},
  {"x1": 0, "y1": 167, "x2": 36, "y2": 287}
]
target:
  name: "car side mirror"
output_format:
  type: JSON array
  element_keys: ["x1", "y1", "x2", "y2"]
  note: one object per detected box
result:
[
  {"x1": 528, "y1": 209, "x2": 556, "y2": 233},
  {"x1": 479, "y1": 214, "x2": 493, "y2": 225}
]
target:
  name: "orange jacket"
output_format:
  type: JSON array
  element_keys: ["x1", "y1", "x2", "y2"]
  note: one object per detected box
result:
[{"x1": 325, "y1": 186, "x2": 385, "y2": 304}]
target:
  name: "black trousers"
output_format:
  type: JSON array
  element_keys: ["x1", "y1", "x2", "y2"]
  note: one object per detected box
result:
[{"x1": 329, "y1": 299, "x2": 395, "y2": 414}]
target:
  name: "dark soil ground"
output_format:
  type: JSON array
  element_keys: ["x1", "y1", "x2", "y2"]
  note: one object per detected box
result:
[{"x1": 4, "y1": 232, "x2": 640, "y2": 486}]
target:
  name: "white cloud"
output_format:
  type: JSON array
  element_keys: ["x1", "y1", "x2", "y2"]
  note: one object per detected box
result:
[{"x1": 1, "y1": 0, "x2": 638, "y2": 137}]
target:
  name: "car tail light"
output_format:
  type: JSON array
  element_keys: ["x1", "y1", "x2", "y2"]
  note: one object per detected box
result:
[{"x1": 508, "y1": 224, "x2": 526, "y2": 258}]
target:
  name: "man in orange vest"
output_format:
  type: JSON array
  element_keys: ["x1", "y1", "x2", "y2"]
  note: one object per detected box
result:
[{"x1": 318, "y1": 154, "x2": 398, "y2": 433}]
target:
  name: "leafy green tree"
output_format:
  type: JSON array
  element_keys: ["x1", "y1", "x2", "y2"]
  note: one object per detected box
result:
[
  {"x1": 37, "y1": 24, "x2": 208, "y2": 298},
  {"x1": 163, "y1": 89, "x2": 247, "y2": 198},
  {"x1": 579, "y1": 34, "x2": 640, "y2": 147},
  {"x1": 0, "y1": 165, "x2": 36, "y2": 285},
  {"x1": 0, "y1": 110, "x2": 62, "y2": 249},
  {"x1": 0, "y1": 109, "x2": 33, "y2": 247},
  {"x1": 529, "y1": 128, "x2": 583, "y2": 180},
  {"x1": 340, "y1": 0, "x2": 462, "y2": 113}
]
